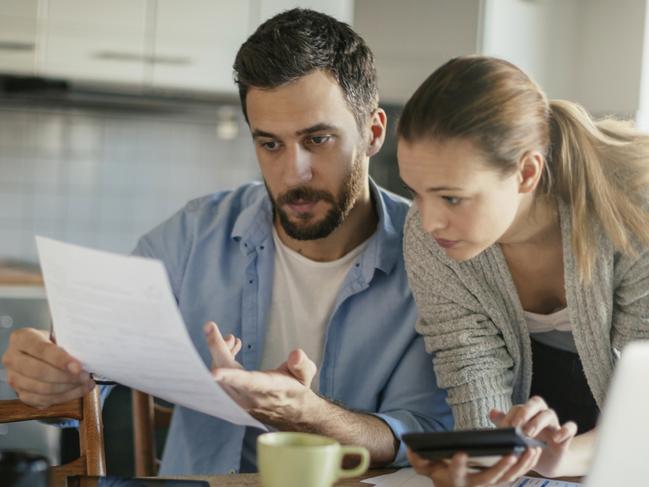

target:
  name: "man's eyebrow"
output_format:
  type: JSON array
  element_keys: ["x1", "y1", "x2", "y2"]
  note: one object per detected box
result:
[
  {"x1": 251, "y1": 129, "x2": 276, "y2": 139},
  {"x1": 426, "y1": 186, "x2": 464, "y2": 192},
  {"x1": 252, "y1": 123, "x2": 339, "y2": 140},
  {"x1": 296, "y1": 123, "x2": 338, "y2": 135}
]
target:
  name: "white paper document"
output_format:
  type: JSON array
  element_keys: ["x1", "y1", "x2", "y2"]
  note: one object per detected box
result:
[
  {"x1": 36, "y1": 236, "x2": 265, "y2": 430},
  {"x1": 362, "y1": 469, "x2": 581, "y2": 487}
]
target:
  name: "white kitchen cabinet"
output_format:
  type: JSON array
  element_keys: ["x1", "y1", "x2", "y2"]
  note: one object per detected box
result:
[
  {"x1": 0, "y1": 0, "x2": 355, "y2": 94},
  {"x1": 151, "y1": 0, "x2": 353, "y2": 94},
  {"x1": 0, "y1": 0, "x2": 40, "y2": 76},
  {"x1": 255, "y1": 0, "x2": 354, "y2": 25},
  {"x1": 151, "y1": 0, "x2": 251, "y2": 93},
  {"x1": 41, "y1": 0, "x2": 148, "y2": 86}
]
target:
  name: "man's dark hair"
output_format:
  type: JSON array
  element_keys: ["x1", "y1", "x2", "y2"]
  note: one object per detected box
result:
[{"x1": 233, "y1": 8, "x2": 378, "y2": 129}]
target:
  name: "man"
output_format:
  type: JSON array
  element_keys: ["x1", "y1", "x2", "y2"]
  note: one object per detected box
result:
[{"x1": 2, "y1": 9, "x2": 451, "y2": 475}]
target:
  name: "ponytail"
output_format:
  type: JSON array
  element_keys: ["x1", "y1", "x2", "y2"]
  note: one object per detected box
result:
[{"x1": 547, "y1": 100, "x2": 649, "y2": 282}]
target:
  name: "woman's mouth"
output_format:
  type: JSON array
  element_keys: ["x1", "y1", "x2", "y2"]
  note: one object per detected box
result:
[{"x1": 435, "y1": 238, "x2": 459, "y2": 249}]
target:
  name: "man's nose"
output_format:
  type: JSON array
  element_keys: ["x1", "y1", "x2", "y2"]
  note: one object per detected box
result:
[{"x1": 283, "y1": 145, "x2": 313, "y2": 186}]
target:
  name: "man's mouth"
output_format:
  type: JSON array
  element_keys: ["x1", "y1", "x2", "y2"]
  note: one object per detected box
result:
[{"x1": 286, "y1": 199, "x2": 318, "y2": 214}]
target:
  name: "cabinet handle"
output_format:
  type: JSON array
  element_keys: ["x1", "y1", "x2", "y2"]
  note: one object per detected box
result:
[
  {"x1": 93, "y1": 51, "x2": 192, "y2": 66},
  {"x1": 0, "y1": 41, "x2": 35, "y2": 52},
  {"x1": 93, "y1": 51, "x2": 143, "y2": 62},
  {"x1": 149, "y1": 54, "x2": 192, "y2": 66}
]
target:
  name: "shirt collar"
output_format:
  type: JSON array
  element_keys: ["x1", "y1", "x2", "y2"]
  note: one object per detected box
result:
[{"x1": 230, "y1": 179, "x2": 406, "y2": 277}]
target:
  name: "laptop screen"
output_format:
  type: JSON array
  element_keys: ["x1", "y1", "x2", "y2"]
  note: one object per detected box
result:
[{"x1": 585, "y1": 342, "x2": 649, "y2": 487}]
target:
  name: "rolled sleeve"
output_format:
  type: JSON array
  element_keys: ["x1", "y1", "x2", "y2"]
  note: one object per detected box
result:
[{"x1": 371, "y1": 410, "x2": 448, "y2": 466}]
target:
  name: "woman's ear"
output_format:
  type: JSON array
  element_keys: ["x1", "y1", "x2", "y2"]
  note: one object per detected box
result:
[
  {"x1": 366, "y1": 108, "x2": 387, "y2": 157},
  {"x1": 518, "y1": 151, "x2": 545, "y2": 194}
]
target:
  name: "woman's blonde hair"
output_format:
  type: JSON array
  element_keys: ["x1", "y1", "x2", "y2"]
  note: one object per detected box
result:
[{"x1": 398, "y1": 55, "x2": 649, "y2": 282}]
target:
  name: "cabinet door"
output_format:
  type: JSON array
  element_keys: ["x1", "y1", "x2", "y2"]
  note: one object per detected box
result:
[
  {"x1": 151, "y1": 0, "x2": 251, "y2": 93},
  {"x1": 0, "y1": 0, "x2": 39, "y2": 76},
  {"x1": 41, "y1": 0, "x2": 147, "y2": 86}
]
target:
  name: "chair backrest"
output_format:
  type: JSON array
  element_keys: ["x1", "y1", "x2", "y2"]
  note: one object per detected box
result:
[
  {"x1": 0, "y1": 388, "x2": 105, "y2": 485},
  {"x1": 131, "y1": 389, "x2": 172, "y2": 476}
]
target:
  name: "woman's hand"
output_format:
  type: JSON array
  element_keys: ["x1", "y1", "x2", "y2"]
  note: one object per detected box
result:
[
  {"x1": 489, "y1": 396, "x2": 578, "y2": 478},
  {"x1": 407, "y1": 447, "x2": 542, "y2": 487},
  {"x1": 407, "y1": 395, "x2": 579, "y2": 486}
]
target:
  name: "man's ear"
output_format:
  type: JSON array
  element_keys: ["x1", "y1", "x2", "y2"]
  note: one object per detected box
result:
[
  {"x1": 366, "y1": 108, "x2": 387, "y2": 157},
  {"x1": 518, "y1": 151, "x2": 545, "y2": 194}
]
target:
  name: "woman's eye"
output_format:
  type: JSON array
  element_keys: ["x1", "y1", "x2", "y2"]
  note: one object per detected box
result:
[{"x1": 443, "y1": 196, "x2": 462, "y2": 206}]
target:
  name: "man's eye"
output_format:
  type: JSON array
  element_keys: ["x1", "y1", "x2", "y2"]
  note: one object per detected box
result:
[
  {"x1": 261, "y1": 140, "x2": 280, "y2": 151},
  {"x1": 443, "y1": 196, "x2": 462, "y2": 206},
  {"x1": 307, "y1": 135, "x2": 332, "y2": 145}
]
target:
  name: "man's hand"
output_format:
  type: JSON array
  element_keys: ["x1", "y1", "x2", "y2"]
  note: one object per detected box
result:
[
  {"x1": 1, "y1": 328, "x2": 95, "y2": 408},
  {"x1": 204, "y1": 321, "x2": 243, "y2": 370},
  {"x1": 204, "y1": 321, "x2": 319, "y2": 428}
]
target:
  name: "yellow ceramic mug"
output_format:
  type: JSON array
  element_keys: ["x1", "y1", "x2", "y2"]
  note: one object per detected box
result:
[{"x1": 257, "y1": 432, "x2": 370, "y2": 487}]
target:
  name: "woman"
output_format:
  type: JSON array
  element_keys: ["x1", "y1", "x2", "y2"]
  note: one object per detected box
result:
[{"x1": 398, "y1": 55, "x2": 649, "y2": 486}]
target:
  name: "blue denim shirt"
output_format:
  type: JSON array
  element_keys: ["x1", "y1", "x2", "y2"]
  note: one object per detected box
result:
[{"x1": 130, "y1": 180, "x2": 452, "y2": 475}]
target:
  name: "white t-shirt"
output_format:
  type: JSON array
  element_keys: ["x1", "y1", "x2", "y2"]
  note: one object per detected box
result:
[
  {"x1": 524, "y1": 306, "x2": 577, "y2": 353},
  {"x1": 259, "y1": 228, "x2": 369, "y2": 390},
  {"x1": 523, "y1": 307, "x2": 571, "y2": 333}
]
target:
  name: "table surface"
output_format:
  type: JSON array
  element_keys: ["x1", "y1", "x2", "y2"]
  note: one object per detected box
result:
[
  {"x1": 149, "y1": 470, "x2": 584, "y2": 486},
  {"x1": 162, "y1": 470, "x2": 396, "y2": 486},
  {"x1": 61, "y1": 469, "x2": 586, "y2": 487}
]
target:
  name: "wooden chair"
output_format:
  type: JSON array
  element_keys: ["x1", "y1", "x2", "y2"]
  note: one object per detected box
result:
[
  {"x1": 131, "y1": 389, "x2": 173, "y2": 476},
  {"x1": 0, "y1": 388, "x2": 106, "y2": 485}
]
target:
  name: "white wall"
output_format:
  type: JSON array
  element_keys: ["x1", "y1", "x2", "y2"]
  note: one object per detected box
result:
[
  {"x1": 480, "y1": 0, "x2": 649, "y2": 118},
  {"x1": 574, "y1": 0, "x2": 647, "y2": 117},
  {"x1": 354, "y1": 0, "x2": 481, "y2": 104},
  {"x1": 480, "y1": 0, "x2": 581, "y2": 101}
]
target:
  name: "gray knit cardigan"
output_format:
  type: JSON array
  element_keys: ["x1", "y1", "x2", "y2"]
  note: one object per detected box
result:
[{"x1": 404, "y1": 201, "x2": 649, "y2": 429}]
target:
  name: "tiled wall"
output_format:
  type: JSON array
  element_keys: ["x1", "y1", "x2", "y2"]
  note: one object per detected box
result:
[{"x1": 0, "y1": 102, "x2": 260, "y2": 262}]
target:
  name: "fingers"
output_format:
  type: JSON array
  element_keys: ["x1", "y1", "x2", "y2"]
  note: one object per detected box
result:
[
  {"x1": 489, "y1": 409, "x2": 506, "y2": 427},
  {"x1": 503, "y1": 396, "x2": 552, "y2": 428},
  {"x1": 553, "y1": 421, "x2": 578, "y2": 444},
  {"x1": 204, "y1": 321, "x2": 239, "y2": 369},
  {"x1": 5, "y1": 351, "x2": 88, "y2": 384},
  {"x1": 449, "y1": 452, "x2": 469, "y2": 487},
  {"x1": 224, "y1": 335, "x2": 242, "y2": 357},
  {"x1": 4, "y1": 328, "x2": 84, "y2": 379},
  {"x1": 406, "y1": 449, "x2": 438, "y2": 477},
  {"x1": 7, "y1": 370, "x2": 92, "y2": 396},
  {"x1": 286, "y1": 349, "x2": 317, "y2": 387},
  {"x1": 521, "y1": 409, "x2": 561, "y2": 438},
  {"x1": 462, "y1": 453, "x2": 517, "y2": 486},
  {"x1": 17, "y1": 381, "x2": 96, "y2": 409},
  {"x1": 2, "y1": 328, "x2": 92, "y2": 408},
  {"x1": 494, "y1": 448, "x2": 542, "y2": 484}
]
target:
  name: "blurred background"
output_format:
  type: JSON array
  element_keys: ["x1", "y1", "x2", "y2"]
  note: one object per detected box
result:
[{"x1": 1, "y1": 0, "x2": 647, "y2": 475}]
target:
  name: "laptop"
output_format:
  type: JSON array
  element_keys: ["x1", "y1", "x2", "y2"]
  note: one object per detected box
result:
[{"x1": 585, "y1": 341, "x2": 649, "y2": 486}]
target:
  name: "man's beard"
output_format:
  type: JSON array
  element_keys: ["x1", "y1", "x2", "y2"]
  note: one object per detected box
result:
[{"x1": 267, "y1": 156, "x2": 365, "y2": 241}]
